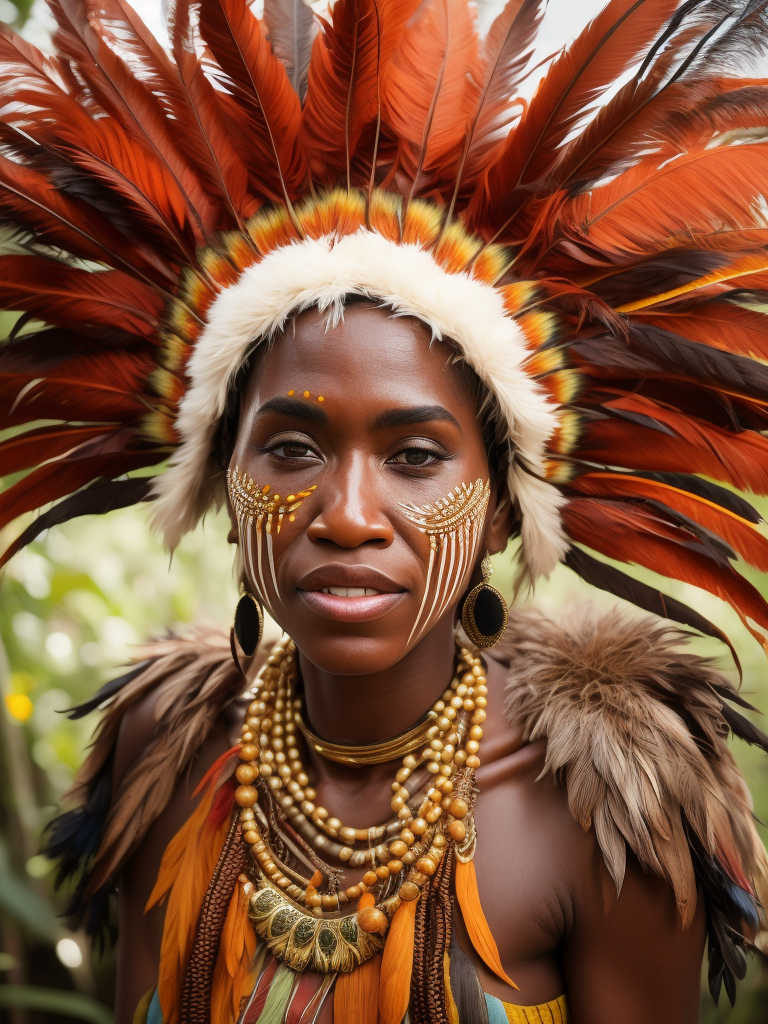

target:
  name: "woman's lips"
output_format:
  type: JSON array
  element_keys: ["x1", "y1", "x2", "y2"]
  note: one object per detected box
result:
[{"x1": 299, "y1": 588, "x2": 406, "y2": 622}]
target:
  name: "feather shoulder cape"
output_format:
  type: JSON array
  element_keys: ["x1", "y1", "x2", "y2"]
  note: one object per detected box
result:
[{"x1": 46, "y1": 611, "x2": 768, "y2": 1010}]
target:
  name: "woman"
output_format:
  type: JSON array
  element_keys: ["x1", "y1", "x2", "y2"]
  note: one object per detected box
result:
[{"x1": 2, "y1": 0, "x2": 768, "y2": 1021}]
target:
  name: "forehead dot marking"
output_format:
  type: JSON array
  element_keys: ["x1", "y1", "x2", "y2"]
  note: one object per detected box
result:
[
  {"x1": 288, "y1": 389, "x2": 295, "y2": 396},
  {"x1": 318, "y1": 396, "x2": 324, "y2": 402},
  {"x1": 304, "y1": 390, "x2": 310, "y2": 398}
]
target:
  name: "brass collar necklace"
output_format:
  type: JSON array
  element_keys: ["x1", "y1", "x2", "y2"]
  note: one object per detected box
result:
[{"x1": 294, "y1": 709, "x2": 434, "y2": 766}]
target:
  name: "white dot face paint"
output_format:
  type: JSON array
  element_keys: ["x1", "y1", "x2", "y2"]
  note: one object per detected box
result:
[
  {"x1": 399, "y1": 479, "x2": 491, "y2": 646},
  {"x1": 227, "y1": 467, "x2": 316, "y2": 612}
]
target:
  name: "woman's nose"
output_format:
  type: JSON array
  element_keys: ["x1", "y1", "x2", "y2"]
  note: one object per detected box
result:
[{"x1": 305, "y1": 457, "x2": 394, "y2": 549}]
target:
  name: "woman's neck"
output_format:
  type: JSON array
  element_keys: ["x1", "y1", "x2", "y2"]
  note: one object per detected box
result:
[{"x1": 296, "y1": 619, "x2": 457, "y2": 746}]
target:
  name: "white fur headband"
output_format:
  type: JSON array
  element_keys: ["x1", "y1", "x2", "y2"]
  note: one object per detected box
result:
[{"x1": 151, "y1": 229, "x2": 568, "y2": 582}]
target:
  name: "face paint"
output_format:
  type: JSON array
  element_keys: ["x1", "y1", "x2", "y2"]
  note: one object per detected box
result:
[
  {"x1": 399, "y1": 479, "x2": 491, "y2": 646},
  {"x1": 227, "y1": 466, "x2": 316, "y2": 609}
]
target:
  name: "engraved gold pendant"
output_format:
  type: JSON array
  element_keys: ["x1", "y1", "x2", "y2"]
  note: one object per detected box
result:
[{"x1": 247, "y1": 879, "x2": 399, "y2": 973}]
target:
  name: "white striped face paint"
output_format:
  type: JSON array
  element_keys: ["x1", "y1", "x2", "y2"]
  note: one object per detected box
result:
[
  {"x1": 399, "y1": 479, "x2": 491, "y2": 646},
  {"x1": 227, "y1": 466, "x2": 316, "y2": 612}
]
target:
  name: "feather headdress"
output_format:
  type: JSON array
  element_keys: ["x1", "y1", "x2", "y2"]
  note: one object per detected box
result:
[{"x1": 3, "y1": 0, "x2": 768, "y2": 646}]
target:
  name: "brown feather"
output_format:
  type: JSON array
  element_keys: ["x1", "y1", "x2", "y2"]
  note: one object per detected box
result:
[
  {"x1": 263, "y1": 0, "x2": 317, "y2": 100},
  {"x1": 504, "y1": 606, "x2": 768, "y2": 930}
]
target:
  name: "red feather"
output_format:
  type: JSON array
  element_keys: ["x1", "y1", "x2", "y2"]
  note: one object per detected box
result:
[
  {"x1": 471, "y1": 0, "x2": 681, "y2": 237},
  {"x1": 1, "y1": 350, "x2": 155, "y2": 428},
  {"x1": 171, "y1": 0, "x2": 256, "y2": 228},
  {"x1": 0, "y1": 435, "x2": 152, "y2": 532},
  {"x1": 52, "y1": 0, "x2": 217, "y2": 243},
  {"x1": 198, "y1": 0, "x2": 305, "y2": 205},
  {"x1": 570, "y1": 472, "x2": 768, "y2": 571},
  {"x1": 0, "y1": 257, "x2": 162, "y2": 336},
  {"x1": 0, "y1": 424, "x2": 113, "y2": 477},
  {"x1": 579, "y1": 393, "x2": 768, "y2": 495},
  {"x1": 301, "y1": 0, "x2": 383, "y2": 188},
  {"x1": 563, "y1": 497, "x2": 768, "y2": 633}
]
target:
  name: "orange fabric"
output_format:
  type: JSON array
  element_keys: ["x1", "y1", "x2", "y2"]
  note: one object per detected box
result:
[
  {"x1": 455, "y1": 859, "x2": 518, "y2": 990},
  {"x1": 378, "y1": 898, "x2": 418, "y2": 1024}
]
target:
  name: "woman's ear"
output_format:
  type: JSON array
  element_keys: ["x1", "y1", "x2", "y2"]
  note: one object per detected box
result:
[{"x1": 485, "y1": 478, "x2": 515, "y2": 556}]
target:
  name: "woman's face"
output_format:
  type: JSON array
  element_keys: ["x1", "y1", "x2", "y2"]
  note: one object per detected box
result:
[{"x1": 229, "y1": 302, "x2": 506, "y2": 674}]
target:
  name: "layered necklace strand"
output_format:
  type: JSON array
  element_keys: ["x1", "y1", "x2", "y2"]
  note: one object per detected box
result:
[{"x1": 231, "y1": 637, "x2": 487, "y2": 972}]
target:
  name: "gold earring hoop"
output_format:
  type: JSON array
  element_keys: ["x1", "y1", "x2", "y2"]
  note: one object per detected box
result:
[
  {"x1": 233, "y1": 590, "x2": 264, "y2": 660},
  {"x1": 461, "y1": 554, "x2": 508, "y2": 648}
]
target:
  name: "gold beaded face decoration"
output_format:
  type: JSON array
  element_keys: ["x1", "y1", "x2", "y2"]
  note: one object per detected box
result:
[
  {"x1": 399, "y1": 479, "x2": 491, "y2": 645},
  {"x1": 227, "y1": 466, "x2": 316, "y2": 606}
]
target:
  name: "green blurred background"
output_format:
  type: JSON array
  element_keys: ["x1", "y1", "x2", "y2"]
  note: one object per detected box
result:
[{"x1": 0, "y1": 0, "x2": 766, "y2": 1021}]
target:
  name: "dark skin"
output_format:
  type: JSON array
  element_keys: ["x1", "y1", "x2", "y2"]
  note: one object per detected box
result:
[{"x1": 114, "y1": 304, "x2": 705, "y2": 1022}]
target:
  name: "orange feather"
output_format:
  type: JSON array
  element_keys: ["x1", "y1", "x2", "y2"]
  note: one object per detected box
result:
[
  {"x1": 378, "y1": 897, "x2": 418, "y2": 1024},
  {"x1": 301, "y1": 0, "x2": 382, "y2": 188},
  {"x1": 147, "y1": 756, "x2": 235, "y2": 1024},
  {"x1": 561, "y1": 142, "x2": 768, "y2": 262},
  {"x1": 570, "y1": 472, "x2": 768, "y2": 571},
  {"x1": 454, "y1": 859, "x2": 518, "y2": 989},
  {"x1": 334, "y1": 954, "x2": 381, "y2": 1024},
  {"x1": 473, "y1": 0, "x2": 681, "y2": 235},
  {"x1": 579, "y1": 393, "x2": 768, "y2": 495},
  {"x1": 562, "y1": 497, "x2": 768, "y2": 634},
  {"x1": 381, "y1": 0, "x2": 482, "y2": 196}
]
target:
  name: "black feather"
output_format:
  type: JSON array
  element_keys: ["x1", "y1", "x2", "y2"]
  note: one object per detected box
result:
[
  {"x1": 564, "y1": 546, "x2": 742, "y2": 674},
  {"x1": 628, "y1": 323, "x2": 768, "y2": 402},
  {"x1": 711, "y1": 682, "x2": 759, "y2": 712},
  {"x1": 628, "y1": 472, "x2": 762, "y2": 523},
  {"x1": 590, "y1": 251, "x2": 727, "y2": 307},
  {"x1": 0, "y1": 476, "x2": 155, "y2": 566},
  {"x1": 720, "y1": 702, "x2": 768, "y2": 753},
  {"x1": 64, "y1": 660, "x2": 151, "y2": 720}
]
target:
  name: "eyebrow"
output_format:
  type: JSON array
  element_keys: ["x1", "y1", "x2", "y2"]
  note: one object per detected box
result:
[
  {"x1": 256, "y1": 396, "x2": 328, "y2": 424},
  {"x1": 372, "y1": 405, "x2": 461, "y2": 431}
]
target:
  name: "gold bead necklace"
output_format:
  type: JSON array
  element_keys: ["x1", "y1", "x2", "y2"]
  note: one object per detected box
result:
[{"x1": 232, "y1": 637, "x2": 487, "y2": 971}]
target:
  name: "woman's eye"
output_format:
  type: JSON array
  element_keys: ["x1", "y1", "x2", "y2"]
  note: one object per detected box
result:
[
  {"x1": 391, "y1": 448, "x2": 439, "y2": 467},
  {"x1": 274, "y1": 443, "x2": 317, "y2": 459}
]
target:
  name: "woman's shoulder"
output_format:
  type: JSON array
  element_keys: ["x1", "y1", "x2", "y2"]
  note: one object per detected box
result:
[
  {"x1": 44, "y1": 626, "x2": 258, "y2": 939},
  {"x1": 494, "y1": 603, "x2": 768, "y2": 1004}
]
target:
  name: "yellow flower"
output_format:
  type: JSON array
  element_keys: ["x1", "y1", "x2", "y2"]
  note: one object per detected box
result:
[{"x1": 5, "y1": 693, "x2": 33, "y2": 722}]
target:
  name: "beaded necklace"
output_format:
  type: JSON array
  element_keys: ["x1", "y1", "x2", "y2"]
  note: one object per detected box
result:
[{"x1": 231, "y1": 637, "x2": 487, "y2": 973}]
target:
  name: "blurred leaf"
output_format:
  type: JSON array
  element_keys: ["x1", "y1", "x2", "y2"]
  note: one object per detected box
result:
[
  {"x1": 0, "y1": 986, "x2": 113, "y2": 1023},
  {"x1": 0, "y1": 838, "x2": 58, "y2": 940}
]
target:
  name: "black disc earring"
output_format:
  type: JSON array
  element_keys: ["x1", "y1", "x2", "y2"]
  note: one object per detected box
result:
[
  {"x1": 233, "y1": 590, "x2": 264, "y2": 658},
  {"x1": 461, "y1": 555, "x2": 508, "y2": 648}
]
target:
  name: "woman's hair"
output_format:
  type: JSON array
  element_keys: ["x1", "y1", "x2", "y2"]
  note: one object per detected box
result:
[{"x1": 214, "y1": 297, "x2": 509, "y2": 477}]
